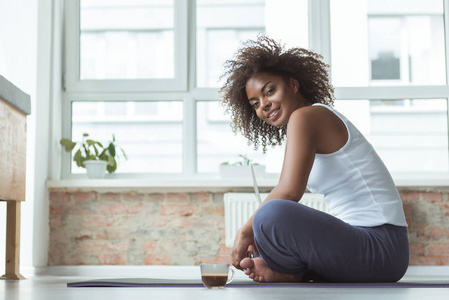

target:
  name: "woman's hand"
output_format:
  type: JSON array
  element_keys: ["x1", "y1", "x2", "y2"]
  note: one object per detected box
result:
[{"x1": 231, "y1": 222, "x2": 256, "y2": 270}]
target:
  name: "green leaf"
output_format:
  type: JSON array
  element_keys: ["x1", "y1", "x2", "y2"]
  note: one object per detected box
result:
[
  {"x1": 59, "y1": 139, "x2": 77, "y2": 152},
  {"x1": 73, "y1": 149, "x2": 85, "y2": 167},
  {"x1": 120, "y1": 147, "x2": 127, "y2": 160},
  {"x1": 108, "y1": 143, "x2": 116, "y2": 157},
  {"x1": 107, "y1": 156, "x2": 117, "y2": 173},
  {"x1": 86, "y1": 139, "x2": 104, "y2": 148}
]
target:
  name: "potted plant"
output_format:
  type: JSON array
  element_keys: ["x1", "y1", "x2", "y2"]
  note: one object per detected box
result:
[
  {"x1": 219, "y1": 154, "x2": 265, "y2": 178},
  {"x1": 60, "y1": 133, "x2": 127, "y2": 178}
]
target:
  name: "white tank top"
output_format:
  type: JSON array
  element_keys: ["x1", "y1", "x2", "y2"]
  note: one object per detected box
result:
[{"x1": 306, "y1": 103, "x2": 407, "y2": 227}]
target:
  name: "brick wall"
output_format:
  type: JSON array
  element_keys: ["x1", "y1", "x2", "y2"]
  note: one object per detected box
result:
[{"x1": 48, "y1": 187, "x2": 449, "y2": 266}]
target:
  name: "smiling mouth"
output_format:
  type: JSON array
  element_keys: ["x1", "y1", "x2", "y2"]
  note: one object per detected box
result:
[{"x1": 267, "y1": 109, "x2": 279, "y2": 120}]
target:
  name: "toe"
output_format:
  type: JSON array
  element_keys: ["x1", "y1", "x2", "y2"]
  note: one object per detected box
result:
[{"x1": 240, "y1": 257, "x2": 254, "y2": 270}]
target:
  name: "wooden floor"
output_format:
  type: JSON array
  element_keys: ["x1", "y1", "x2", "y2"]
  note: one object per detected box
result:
[{"x1": 2, "y1": 266, "x2": 449, "y2": 300}]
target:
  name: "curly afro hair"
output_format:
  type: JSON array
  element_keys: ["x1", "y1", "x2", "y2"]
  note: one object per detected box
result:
[{"x1": 220, "y1": 35, "x2": 334, "y2": 152}]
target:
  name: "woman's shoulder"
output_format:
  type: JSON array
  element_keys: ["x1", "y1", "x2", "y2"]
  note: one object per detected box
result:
[
  {"x1": 289, "y1": 104, "x2": 335, "y2": 124},
  {"x1": 288, "y1": 104, "x2": 348, "y2": 149}
]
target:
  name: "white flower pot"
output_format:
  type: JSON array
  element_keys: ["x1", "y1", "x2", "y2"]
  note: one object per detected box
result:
[
  {"x1": 83, "y1": 160, "x2": 108, "y2": 179},
  {"x1": 219, "y1": 164, "x2": 266, "y2": 178}
]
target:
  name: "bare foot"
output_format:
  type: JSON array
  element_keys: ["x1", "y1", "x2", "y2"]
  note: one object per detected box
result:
[{"x1": 240, "y1": 257, "x2": 301, "y2": 283}]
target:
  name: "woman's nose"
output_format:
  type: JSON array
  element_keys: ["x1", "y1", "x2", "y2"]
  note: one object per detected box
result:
[{"x1": 260, "y1": 98, "x2": 271, "y2": 110}]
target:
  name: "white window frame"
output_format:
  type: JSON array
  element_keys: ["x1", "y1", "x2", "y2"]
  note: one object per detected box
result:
[
  {"x1": 311, "y1": 0, "x2": 449, "y2": 181},
  {"x1": 59, "y1": 0, "x2": 449, "y2": 182},
  {"x1": 64, "y1": 0, "x2": 188, "y2": 93}
]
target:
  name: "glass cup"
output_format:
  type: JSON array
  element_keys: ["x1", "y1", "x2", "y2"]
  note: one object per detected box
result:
[{"x1": 200, "y1": 263, "x2": 235, "y2": 289}]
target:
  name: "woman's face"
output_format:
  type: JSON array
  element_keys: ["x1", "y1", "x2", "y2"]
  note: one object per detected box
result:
[{"x1": 245, "y1": 72, "x2": 305, "y2": 127}]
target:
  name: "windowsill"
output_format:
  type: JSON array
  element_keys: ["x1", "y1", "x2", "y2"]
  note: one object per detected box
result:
[
  {"x1": 46, "y1": 172, "x2": 449, "y2": 192},
  {"x1": 46, "y1": 177, "x2": 278, "y2": 193}
]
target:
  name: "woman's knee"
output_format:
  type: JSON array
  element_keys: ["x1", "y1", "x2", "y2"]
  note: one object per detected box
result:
[{"x1": 253, "y1": 199, "x2": 297, "y2": 231}]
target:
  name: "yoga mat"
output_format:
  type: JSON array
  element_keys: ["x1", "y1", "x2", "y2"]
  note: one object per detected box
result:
[{"x1": 67, "y1": 278, "x2": 449, "y2": 288}]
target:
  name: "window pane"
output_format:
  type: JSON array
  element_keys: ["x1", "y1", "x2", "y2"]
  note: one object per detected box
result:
[
  {"x1": 71, "y1": 101, "x2": 183, "y2": 173},
  {"x1": 330, "y1": 0, "x2": 445, "y2": 87},
  {"x1": 80, "y1": 0, "x2": 174, "y2": 80},
  {"x1": 196, "y1": 0, "x2": 309, "y2": 88},
  {"x1": 196, "y1": 101, "x2": 284, "y2": 173},
  {"x1": 334, "y1": 99, "x2": 448, "y2": 172}
]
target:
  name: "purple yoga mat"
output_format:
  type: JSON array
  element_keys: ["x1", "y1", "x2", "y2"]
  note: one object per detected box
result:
[{"x1": 67, "y1": 278, "x2": 449, "y2": 288}]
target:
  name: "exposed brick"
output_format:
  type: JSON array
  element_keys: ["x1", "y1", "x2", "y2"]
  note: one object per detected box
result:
[
  {"x1": 49, "y1": 189, "x2": 449, "y2": 267},
  {"x1": 410, "y1": 243, "x2": 425, "y2": 256},
  {"x1": 143, "y1": 241, "x2": 157, "y2": 253},
  {"x1": 50, "y1": 203, "x2": 71, "y2": 215},
  {"x1": 410, "y1": 256, "x2": 449, "y2": 266},
  {"x1": 67, "y1": 204, "x2": 91, "y2": 215},
  {"x1": 49, "y1": 216, "x2": 62, "y2": 228},
  {"x1": 75, "y1": 235, "x2": 91, "y2": 241},
  {"x1": 169, "y1": 217, "x2": 195, "y2": 229},
  {"x1": 126, "y1": 202, "x2": 157, "y2": 214},
  {"x1": 155, "y1": 216, "x2": 168, "y2": 227},
  {"x1": 422, "y1": 192, "x2": 444, "y2": 203},
  {"x1": 148, "y1": 193, "x2": 165, "y2": 202},
  {"x1": 427, "y1": 243, "x2": 449, "y2": 256},
  {"x1": 93, "y1": 228, "x2": 128, "y2": 240},
  {"x1": 75, "y1": 240, "x2": 112, "y2": 253},
  {"x1": 160, "y1": 204, "x2": 195, "y2": 216},
  {"x1": 81, "y1": 215, "x2": 125, "y2": 228},
  {"x1": 214, "y1": 255, "x2": 232, "y2": 264},
  {"x1": 74, "y1": 192, "x2": 96, "y2": 203},
  {"x1": 92, "y1": 201, "x2": 127, "y2": 215},
  {"x1": 50, "y1": 192, "x2": 71, "y2": 203},
  {"x1": 157, "y1": 240, "x2": 179, "y2": 254},
  {"x1": 201, "y1": 206, "x2": 225, "y2": 216},
  {"x1": 98, "y1": 192, "x2": 122, "y2": 202},
  {"x1": 427, "y1": 226, "x2": 449, "y2": 241},
  {"x1": 399, "y1": 191, "x2": 420, "y2": 203},
  {"x1": 439, "y1": 204, "x2": 449, "y2": 216},
  {"x1": 144, "y1": 254, "x2": 170, "y2": 265},
  {"x1": 98, "y1": 253, "x2": 127, "y2": 265},
  {"x1": 402, "y1": 203, "x2": 412, "y2": 217},
  {"x1": 48, "y1": 241, "x2": 70, "y2": 265},
  {"x1": 218, "y1": 244, "x2": 231, "y2": 256},
  {"x1": 113, "y1": 241, "x2": 130, "y2": 253},
  {"x1": 166, "y1": 193, "x2": 189, "y2": 203},
  {"x1": 189, "y1": 193, "x2": 212, "y2": 203},
  {"x1": 122, "y1": 192, "x2": 144, "y2": 202}
]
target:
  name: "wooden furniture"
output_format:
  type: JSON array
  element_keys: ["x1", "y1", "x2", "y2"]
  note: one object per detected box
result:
[{"x1": 0, "y1": 76, "x2": 30, "y2": 280}]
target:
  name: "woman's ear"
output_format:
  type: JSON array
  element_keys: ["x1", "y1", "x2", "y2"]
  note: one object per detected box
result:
[{"x1": 289, "y1": 78, "x2": 300, "y2": 93}]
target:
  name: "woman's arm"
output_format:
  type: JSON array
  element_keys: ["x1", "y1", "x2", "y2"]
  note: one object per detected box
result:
[{"x1": 231, "y1": 107, "x2": 317, "y2": 268}]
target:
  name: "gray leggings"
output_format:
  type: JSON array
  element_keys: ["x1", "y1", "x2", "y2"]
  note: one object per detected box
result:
[{"x1": 252, "y1": 199, "x2": 410, "y2": 282}]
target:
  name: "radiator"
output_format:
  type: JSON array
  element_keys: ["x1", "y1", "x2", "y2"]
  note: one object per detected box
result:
[{"x1": 223, "y1": 193, "x2": 328, "y2": 248}]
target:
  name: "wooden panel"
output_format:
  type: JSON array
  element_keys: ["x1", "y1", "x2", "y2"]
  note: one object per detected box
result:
[
  {"x1": 0, "y1": 97, "x2": 27, "y2": 202},
  {"x1": 1, "y1": 201, "x2": 25, "y2": 279}
]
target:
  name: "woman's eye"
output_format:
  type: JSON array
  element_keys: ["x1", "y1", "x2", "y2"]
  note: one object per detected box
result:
[
  {"x1": 266, "y1": 88, "x2": 274, "y2": 95},
  {"x1": 251, "y1": 102, "x2": 259, "y2": 108}
]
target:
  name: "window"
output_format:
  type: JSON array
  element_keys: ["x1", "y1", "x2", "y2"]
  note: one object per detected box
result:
[
  {"x1": 79, "y1": 0, "x2": 175, "y2": 80},
  {"x1": 62, "y1": 0, "x2": 307, "y2": 178},
  {"x1": 71, "y1": 101, "x2": 183, "y2": 173},
  {"x1": 330, "y1": 0, "x2": 445, "y2": 87},
  {"x1": 334, "y1": 99, "x2": 448, "y2": 173},
  {"x1": 329, "y1": 0, "x2": 449, "y2": 175},
  {"x1": 61, "y1": 0, "x2": 449, "y2": 180}
]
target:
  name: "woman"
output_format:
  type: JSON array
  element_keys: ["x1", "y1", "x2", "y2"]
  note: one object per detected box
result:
[{"x1": 220, "y1": 36, "x2": 409, "y2": 283}]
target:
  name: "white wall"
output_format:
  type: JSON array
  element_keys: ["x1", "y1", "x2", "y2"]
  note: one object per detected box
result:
[{"x1": 0, "y1": 0, "x2": 38, "y2": 272}]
